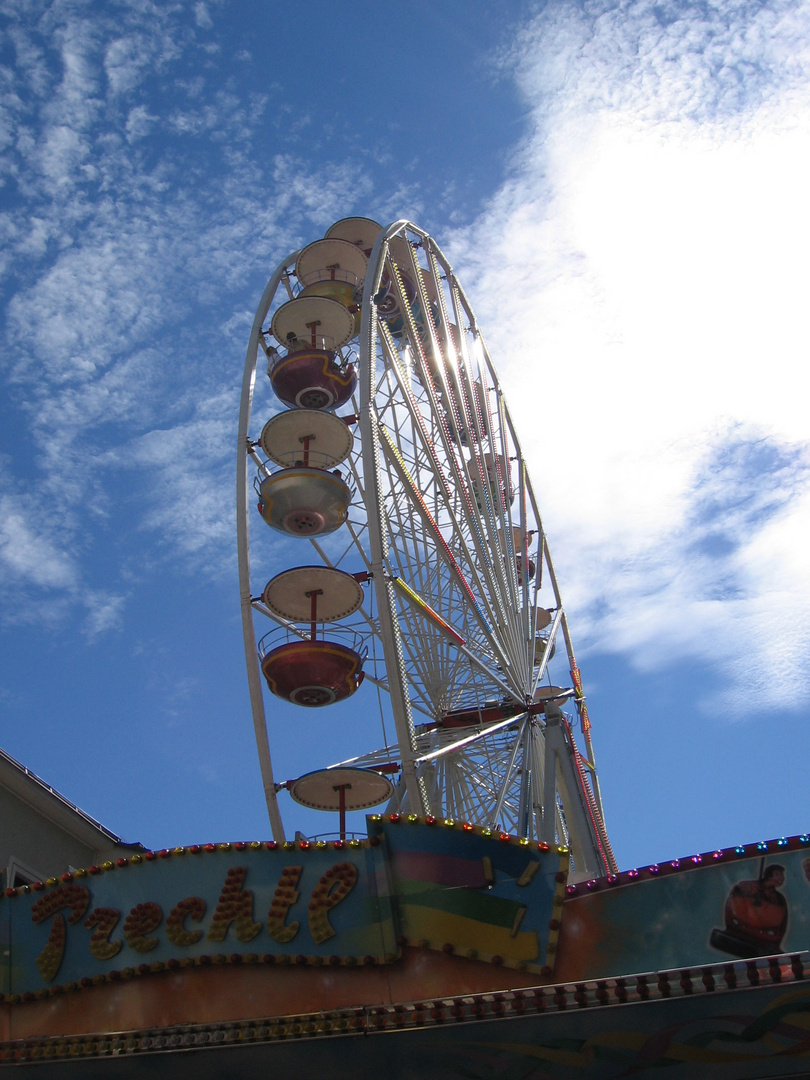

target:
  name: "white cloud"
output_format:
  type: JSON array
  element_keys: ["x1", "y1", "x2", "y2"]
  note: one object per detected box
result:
[
  {"x1": 113, "y1": 390, "x2": 238, "y2": 565},
  {"x1": 7, "y1": 0, "x2": 804, "y2": 721},
  {"x1": 104, "y1": 31, "x2": 175, "y2": 97},
  {"x1": 0, "y1": 492, "x2": 79, "y2": 593},
  {"x1": 83, "y1": 591, "x2": 127, "y2": 640},
  {"x1": 125, "y1": 105, "x2": 157, "y2": 141},
  {"x1": 194, "y1": 3, "x2": 213, "y2": 31},
  {"x1": 451, "y1": 0, "x2": 810, "y2": 716},
  {"x1": 579, "y1": 431, "x2": 810, "y2": 655}
]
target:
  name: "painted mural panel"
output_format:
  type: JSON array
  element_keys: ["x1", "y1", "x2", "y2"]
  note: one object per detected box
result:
[
  {"x1": 2, "y1": 841, "x2": 397, "y2": 996},
  {"x1": 558, "y1": 845, "x2": 810, "y2": 980},
  {"x1": 369, "y1": 815, "x2": 569, "y2": 973}
]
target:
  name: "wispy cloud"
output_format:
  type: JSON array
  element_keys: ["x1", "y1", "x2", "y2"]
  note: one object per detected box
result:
[
  {"x1": 3, "y1": 0, "x2": 807, "y2": 732},
  {"x1": 0, "y1": 491, "x2": 78, "y2": 592},
  {"x1": 115, "y1": 389, "x2": 237, "y2": 565},
  {"x1": 574, "y1": 430, "x2": 810, "y2": 707},
  {"x1": 452, "y1": 0, "x2": 810, "y2": 716},
  {"x1": 82, "y1": 590, "x2": 126, "y2": 640},
  {"x1": 0, "y1": 0, "x2": 377, "y2": 628},
  {"x1": 194, "y1": 5, "x2": 214, "y2": 33}
]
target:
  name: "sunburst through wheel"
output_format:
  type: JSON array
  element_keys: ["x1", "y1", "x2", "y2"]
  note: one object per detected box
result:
[{"x1": 237, "y1": 217, "x2": 616, "y2": 879}]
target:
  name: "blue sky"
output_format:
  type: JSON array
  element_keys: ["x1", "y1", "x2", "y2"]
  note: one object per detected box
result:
[{"x1": 1, "y1": 0, "x2": 809, "y2": 872}]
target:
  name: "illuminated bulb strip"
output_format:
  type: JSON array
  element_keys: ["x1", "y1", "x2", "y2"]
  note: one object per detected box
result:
[
  {"x1": 391, "y1": 577, "x2": 466, "y2": 645},
  {"x1": 570, "y1": 664, "x2": 591, "y2": 733}
]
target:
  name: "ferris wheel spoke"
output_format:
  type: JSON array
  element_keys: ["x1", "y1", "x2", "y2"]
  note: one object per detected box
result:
[
  {"x1": 412, "y1": 712, "x2": 526, "y2": 765},
  {"x1": 449, "y1": 765, "x2": 474, "y2": 822},
  {"x1": 456, "y1": 766, "x2": 480, "y2": 823},
  {"x1": 532, "y1": 607, "x2": 564, "y2": 697},
  {"x1": 376, "y1": 446, "x2": 523, "y2": 701},
  {"x1": 392, "y1": 580, "x2": 517, "y2": 700},
  {"x1": 449, "y1": 754, "x2": 500, "y2": 824},
  {"x1": 377, "y1": 425, "x2": 497, "y2": 635},
  {"x1": 372, "y1": 436, "x2": 515, "y2": 703},
  {"x1": 377, "y1": 315, "x2": 488, "y2": 573},
  {"x1": 385, "y1": 303, "x2": 510, "y2": 613},
  {"x1": 486, "y1": 716, "x2": 528, "y2": 829}
]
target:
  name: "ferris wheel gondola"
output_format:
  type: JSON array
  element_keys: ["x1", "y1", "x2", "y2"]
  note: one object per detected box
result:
[{"x1": 237, "y1": 218, "x2": 616, "y2": 878}]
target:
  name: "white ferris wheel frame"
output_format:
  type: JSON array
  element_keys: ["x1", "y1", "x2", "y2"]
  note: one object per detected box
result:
[{"x1": 236, "y1": 221, "x2": 615, "y2": 877}]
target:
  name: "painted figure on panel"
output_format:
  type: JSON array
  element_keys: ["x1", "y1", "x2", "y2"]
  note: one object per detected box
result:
[{"x1": 710, "y1": 863, "x2": 788, "y2": 957}]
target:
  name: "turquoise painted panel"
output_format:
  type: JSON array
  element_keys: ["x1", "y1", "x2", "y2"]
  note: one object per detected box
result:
[
  {"x1": 4, "y1": 843, "x2": 397, "y2": 994},
  {"x1": 562, "y1": 845, "x2": 810, "y2": 978}
]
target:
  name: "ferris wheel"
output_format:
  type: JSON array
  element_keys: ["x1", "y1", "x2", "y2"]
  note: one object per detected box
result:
[{"x1": 237, "y1": 218, "x2": 616, "y2": 879}]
